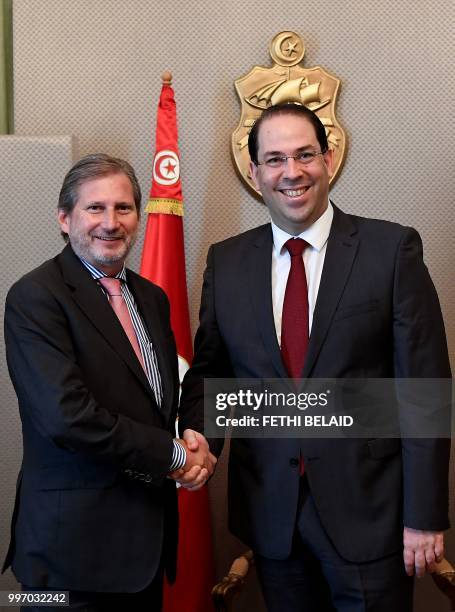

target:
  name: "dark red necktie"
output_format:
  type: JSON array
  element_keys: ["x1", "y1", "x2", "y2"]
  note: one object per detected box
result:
[
  {"x1": 281, "y1": 239, "x2": 309, "y2": 476},
  {"x1": 281, "y1": 238, "x2": 309, "y2": 379}
]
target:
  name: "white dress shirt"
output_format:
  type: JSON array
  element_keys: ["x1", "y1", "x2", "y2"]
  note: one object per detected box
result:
[{"x1": 271, "y1": 202, "x2": 334, "y2": 345}]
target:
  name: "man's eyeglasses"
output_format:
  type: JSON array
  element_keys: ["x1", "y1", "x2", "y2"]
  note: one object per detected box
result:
[{"x1": 257, "y1": 150, "x2": 327, "y2": 169}]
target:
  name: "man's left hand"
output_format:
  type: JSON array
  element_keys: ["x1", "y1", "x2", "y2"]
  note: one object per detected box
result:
[
  {"x1": 403, "y1": 527, "x2": 444, "y2": 577},
  {"x1": 181, "y1": 429, "x2": 208, "y2": 452}
]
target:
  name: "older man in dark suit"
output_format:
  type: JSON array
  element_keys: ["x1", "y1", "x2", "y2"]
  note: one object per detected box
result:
[
  {"x1": 3, "y1": 153, "x2": 215, "y2": 611},
  {"x1": 180, "y1": 104, "x2": 451, "y2": 611}
]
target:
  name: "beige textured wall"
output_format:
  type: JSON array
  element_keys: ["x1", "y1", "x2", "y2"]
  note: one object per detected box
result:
[{"x1": 1, "y1": 0, "x2": 453, "y2": 609}]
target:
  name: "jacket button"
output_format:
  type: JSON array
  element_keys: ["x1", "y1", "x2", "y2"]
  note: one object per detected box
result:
[{"x1": 289, "y1": 458, "x2": 299, "y2": 467}]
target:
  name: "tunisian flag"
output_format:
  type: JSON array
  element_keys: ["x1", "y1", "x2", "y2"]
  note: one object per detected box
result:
[{"x1": 140, "y1": 74, "x2": 215, "y2": 612}]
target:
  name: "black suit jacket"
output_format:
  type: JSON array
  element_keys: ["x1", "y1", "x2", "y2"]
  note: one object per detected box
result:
[
  {"x1": 3, "y1": 245, "x2": 180, "y2": 591},
  {"x1": 180, "y1": 205, "x2": 451, "y2": 562}
]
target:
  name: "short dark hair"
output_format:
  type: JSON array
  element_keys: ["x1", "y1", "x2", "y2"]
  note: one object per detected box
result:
[
  {"x1": 247, "y1": 103, "x2": 329, "y2": 165},
  {"x1": 58, "y1": 153, "x2": 142, "y2": 217}
]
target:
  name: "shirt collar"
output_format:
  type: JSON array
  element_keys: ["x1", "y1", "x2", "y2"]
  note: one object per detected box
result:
[
  {"x1": 271, "y1": 201, "x2": 333, "y2": 255},
  {"x1": 77, "y1": 255, "x2": 127, "y2": 282}
]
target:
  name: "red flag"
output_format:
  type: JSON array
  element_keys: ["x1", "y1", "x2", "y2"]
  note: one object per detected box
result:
[{"x1": 140, "y1": 74, "x2": 215, "y2": 612}]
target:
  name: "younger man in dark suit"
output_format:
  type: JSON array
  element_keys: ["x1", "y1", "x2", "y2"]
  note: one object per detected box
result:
[{"x1": 180, "y1": 104, "x2": 451, "y2": 611}]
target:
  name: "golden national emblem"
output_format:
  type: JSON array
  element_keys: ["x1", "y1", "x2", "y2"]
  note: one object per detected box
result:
[{"x1": 232, "y1": 31, "x2": 346, "y2": 197}]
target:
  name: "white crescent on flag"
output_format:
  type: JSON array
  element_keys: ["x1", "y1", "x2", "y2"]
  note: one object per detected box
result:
[{"x1": 153, "y1": 149, "x2": 180, "y2": 185}]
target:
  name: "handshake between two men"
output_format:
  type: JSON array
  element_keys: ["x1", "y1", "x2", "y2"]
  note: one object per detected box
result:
[{"x1": 169, "y1": 430, "x2": 217, "y2": 491}]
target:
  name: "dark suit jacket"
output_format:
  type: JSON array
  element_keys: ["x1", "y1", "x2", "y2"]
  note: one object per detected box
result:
[
  {"x1": 3, "y1": 244, "x2": 180, "y2": 592},
  {"x1": 180, "y1": 205, "x2": 451, "y2": 562}
]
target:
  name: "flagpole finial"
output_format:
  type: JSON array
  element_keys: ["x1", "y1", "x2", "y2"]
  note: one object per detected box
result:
[{"x1": 161, "y1": 71, "x2": 172, "y2": 85}]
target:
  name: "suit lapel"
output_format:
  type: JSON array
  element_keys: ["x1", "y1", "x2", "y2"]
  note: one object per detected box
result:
[
  {"x1": 127, "y1": 272, "x2": 175, "y2": 424},
  {"x1": 59, "y1": 246, "x2": 153, "y2": 398},
  {"x1": 248, "y1": 226, "x2": 288, "y2": 378},
  {"x1": 302, "y1": 206, "x2": 359, "y2": 377}
]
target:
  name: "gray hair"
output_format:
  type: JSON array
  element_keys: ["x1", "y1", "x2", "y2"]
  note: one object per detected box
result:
[{"x1": 58, "y1": 153, "x2": 142, "y2": 217}]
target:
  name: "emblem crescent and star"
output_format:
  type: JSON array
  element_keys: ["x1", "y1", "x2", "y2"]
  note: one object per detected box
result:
[{"x1": 270, "y1": 31, "x2": 305, "y2": 66}]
